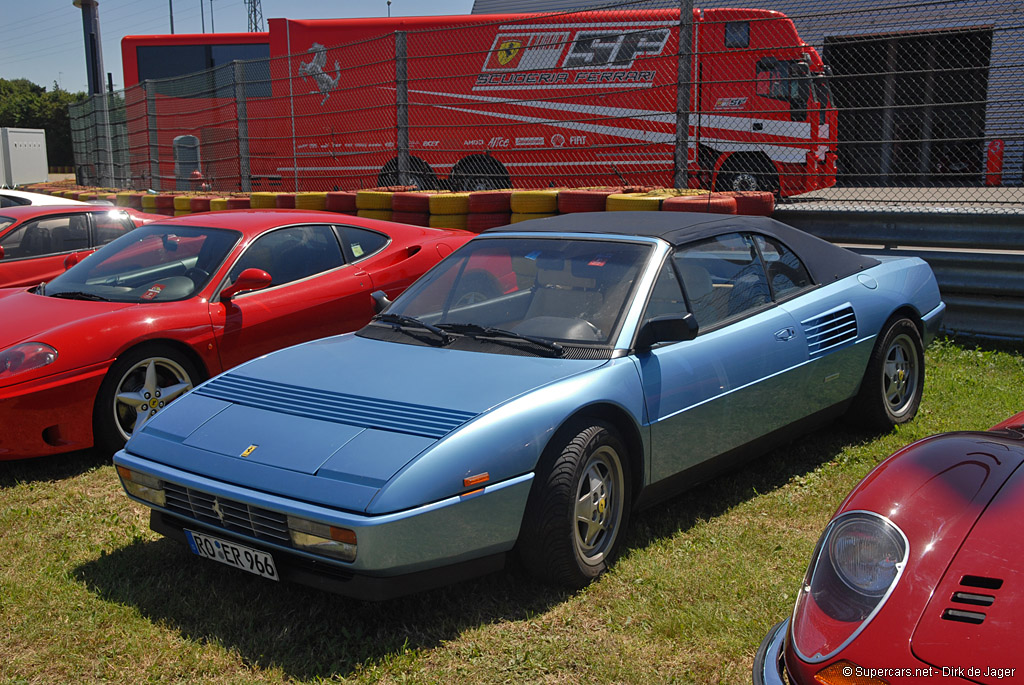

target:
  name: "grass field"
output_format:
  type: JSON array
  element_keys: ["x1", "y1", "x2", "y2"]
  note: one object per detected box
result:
[{"x1": 2, "y1": 338, "x2": 1022, "y2": 684}]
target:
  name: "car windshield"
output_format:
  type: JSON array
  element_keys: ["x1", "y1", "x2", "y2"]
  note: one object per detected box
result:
[
  {"x1": 371, "y1": 236, "x2": 653, "y2": 347},
  {"x1": 44, "y1": 223, "x2": 241, "y2": 303}
]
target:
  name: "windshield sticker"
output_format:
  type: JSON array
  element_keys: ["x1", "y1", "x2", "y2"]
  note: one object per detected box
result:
[
  {"x1": 588, "y1": 254, "x2": 612, "y2": 267},
  {"x1": 352, "y1": 243, "x2": 364, "y2": 257},
  {"x1": 525, "y1": 250, "x2": 541, "y2": 260},
  {"x1": 141, "y1": 284, "x2": 165, "y2": 300}
]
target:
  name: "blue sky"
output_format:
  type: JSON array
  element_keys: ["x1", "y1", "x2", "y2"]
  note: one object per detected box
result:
[{"x1": 0, "y1": 0, "x2": 474, "y2": 93}]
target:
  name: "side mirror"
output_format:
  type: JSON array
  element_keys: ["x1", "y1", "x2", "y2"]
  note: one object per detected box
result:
[
  {"x1": 636, "y1": 313, "x2": 699, "y2": 351},
  {"x1": 63, "y1": 252, "x2": 83, "y2": 270},
  {"x1": 0, "y1": 245, "x2": 5, "y2": 260},
  {"x1": 371, "y1": 289, "x2": 392, "y2": 313},
  {"x1": 221, "y1": 268, "x2": 272, "y2": 301}
]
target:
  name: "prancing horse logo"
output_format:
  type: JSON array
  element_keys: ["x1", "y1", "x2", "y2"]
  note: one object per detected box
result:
[
  {"x1": 497, "y1": 40, "x2": 522, "y2": 66},
  {"x1": 299, "y1": 42, "x2": 341, "y2": 106}
]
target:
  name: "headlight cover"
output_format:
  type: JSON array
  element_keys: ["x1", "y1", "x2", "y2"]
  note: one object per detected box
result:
[
  {"x1": 0, "y1": 342, "x2": 58, "y2": 381},
  {"x1": 287, "y1": 516, "x2": 357, "y2": 562},
  {"x1": 791, "y1": 511, "x2": 908, "y2": 663}
]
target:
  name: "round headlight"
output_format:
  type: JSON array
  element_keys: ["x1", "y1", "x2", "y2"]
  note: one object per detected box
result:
[{"x1": 828, "y1": 513, "x2": 906, "y2": 597}]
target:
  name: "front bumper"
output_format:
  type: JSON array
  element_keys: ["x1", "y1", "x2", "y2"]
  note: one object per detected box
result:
[
  {"x1": 753, "y1": 619, "x2": 789, "y2": 685},
  {"x1": 115, "y1": 451, "x2": 533, "y2": 599},
  {"x1": 0, "y1": 362, "x2": 109, "y2": 460}
]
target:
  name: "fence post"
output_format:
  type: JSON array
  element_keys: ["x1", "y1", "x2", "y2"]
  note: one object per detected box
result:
[
  {"x1": 145, "y1": 81, "x2": 161, "y2": 191},
  {"x1": 674, "y1": 1, "x2": 694, "y2": 190},
  {"x1": 395, "y1": 31, "x2": 410, "y2": 184},
  {"x1": 234, "y1": 60, "x2": 251, "y2": 192}
]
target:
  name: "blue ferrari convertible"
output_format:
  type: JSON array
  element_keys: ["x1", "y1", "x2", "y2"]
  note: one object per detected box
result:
[{"x1": 114, "y1": 212, "x2": 944, "y2": 599}]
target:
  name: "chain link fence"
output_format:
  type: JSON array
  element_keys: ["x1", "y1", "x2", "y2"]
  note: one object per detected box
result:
[{"x1": 69, "y1": 0, "x2": 1024, "y2": 212}]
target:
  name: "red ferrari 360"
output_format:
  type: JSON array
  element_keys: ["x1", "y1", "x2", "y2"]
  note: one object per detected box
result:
[
  {"x1": 0, "y1": 210, "x2": 471, "y2": 460},
  {"x1": 755, "y1": 410, "x2": 1024, "y2": 684}
]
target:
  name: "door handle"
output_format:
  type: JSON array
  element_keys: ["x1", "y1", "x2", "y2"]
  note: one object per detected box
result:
[{"x1": 774, "y1": 327, "x2": 795, "y2": 341}]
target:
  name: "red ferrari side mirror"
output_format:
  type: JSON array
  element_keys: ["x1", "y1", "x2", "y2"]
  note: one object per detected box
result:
[
  {"x1": 64, "y1": 252, "x2": 83, "y2": 270},
  {"x1": 221, "y1": 268, "x2": 272, "y2": 301},
  {"x1": 0, "y1": 245, "x2": 5, "y2": 260}
]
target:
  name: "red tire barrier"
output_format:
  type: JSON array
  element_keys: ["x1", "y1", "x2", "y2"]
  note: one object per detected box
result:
[
  {"x1": 662, "y1": 193, "x2": 737, "y2": 214},
  {"x1": 391, "y1": 211, "x2": 430, "y2": 226},
  {"x1": 468, "y1": 190, "x2": 512, "y2": 213},
  {"x1": 467, "y1": 212, "x2": 512, "y2": 232},
  {"x1": 325, "y1": 191, "x2": 357, "y2": 212}
]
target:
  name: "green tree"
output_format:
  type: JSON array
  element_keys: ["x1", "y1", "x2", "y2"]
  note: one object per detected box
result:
[{"x1": 0, "y1": 78, "x2": 87, "y2": 168}]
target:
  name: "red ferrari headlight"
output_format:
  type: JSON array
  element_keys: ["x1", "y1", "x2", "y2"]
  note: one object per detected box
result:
[
  {"x1": 790, "y1": 511, "x2": 908, "y2": 663},
  {"x1": 0, "y1": 342, "x2": 58, "y2": 381}
]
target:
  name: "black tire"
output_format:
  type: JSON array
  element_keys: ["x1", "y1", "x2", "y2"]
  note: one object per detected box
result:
[
  {"x1": 849, "y1": 317, "x2": 924, "y2": 430},
  {"x1": 517, "y1": 419, "x2": 631, "y2": 588},
  {"x1": 377, "y1": 156, "x2": 439, "y2": 190},
  {"x1": 450, "y1": 154, "x2": 511, "y2": 191},
  {"x1": 716, "y1": 154, "x2": 778, "y2": 194},
  {"x1": 93, "y1": 344, "x2": 202, "y2": 456}
]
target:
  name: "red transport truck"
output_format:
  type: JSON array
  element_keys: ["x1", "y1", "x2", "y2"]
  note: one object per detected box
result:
[{"x1": 122, "y1": 7, "x2": 836, "y2": 196}]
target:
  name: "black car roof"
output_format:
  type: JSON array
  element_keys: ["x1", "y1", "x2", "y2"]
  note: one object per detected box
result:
[{"x1": 485, "y1": 211, "x2": 880, "y2": 284}]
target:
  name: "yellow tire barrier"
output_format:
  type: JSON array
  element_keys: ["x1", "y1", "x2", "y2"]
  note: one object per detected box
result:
[
  {"x1": 294, "y1": 192, "x2": 327, "y2": 210},
  {"x1": 510, "y1": 190, "x2": 559, "y2": 214},
  {"x1": 357, "y1": 209, "x2": 393, "y2": 221},
  {"x1": 173, "y1": 196, "x2": 192, "y2": 211},
  {"x1": 141, "y1": 194, "x2": 159, "y2": 210},
  {"x1": 209, "y1": 198, "x2": 230, "y2": 211},
  {"x1": 115, "y1": 192, "x2": 134, "y2": 207},
  {"x1": 511, "y1": 212, "x2": 557, "y2": 223},
  {"x1": 356, "y1": 190, "x2": 394, "y2": 210},
  {"x1": 249, "y1": 191, "x2": 278, "y2": 209},
  {"x1": 605, "y1": 193, "x2": 662, "y2": 211},
  {"x1": 428, "y1": 192, "x2": 470, "y2": 215},
  {"x1": 428, "y1": 214, "x2": 469, "y2": 230}
]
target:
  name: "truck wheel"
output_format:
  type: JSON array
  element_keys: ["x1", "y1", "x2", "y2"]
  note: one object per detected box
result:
[
  {"x1": 450, "y1": 155, "x2": 510, "y2": 191},
  {"x1": 518, "y1": 419, "x2": 631, "y2": 588},
  {"x1": 93, "y1": 344, "x2": 201, "y2": 455},
  {"x1": 377, "y1": 156, "x2": 438, "y2": 190},
  {"x1": 850, "y1": 317, "x2": 924, "y2": 430},
  {"x1": 716, "y1": 155, "x2": 778, "y2": 194}
]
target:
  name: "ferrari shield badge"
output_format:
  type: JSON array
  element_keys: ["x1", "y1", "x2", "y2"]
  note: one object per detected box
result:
[{"x1": 496, "y1": 40, "x2": 522, "y2": 66}]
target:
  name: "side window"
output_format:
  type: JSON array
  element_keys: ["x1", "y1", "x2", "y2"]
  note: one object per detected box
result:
[
  {"x1": 673, "y1": 233, "x2": 770, "y2": 329},
  {"x1": 337, "y1": 226, "x2": 389, "y2": 262},
  {"x1": 230, "y1": 224, "x2": 344, "y2": 287},
  {"x1": 724, "y1": 21, "x2": 750, "y2": 49},
  {"x1": 754, "y1": 235, "x2": 813, "y2": 301},
  {"x1": 0, "y1": 215, "x2": 88, "y2": 259},
  {"x1": 93, "y1": 211, "x2": 136, "y2": 246},
  {"x1": 642, "y1": 259, "x2": 688, "y2": 323}
]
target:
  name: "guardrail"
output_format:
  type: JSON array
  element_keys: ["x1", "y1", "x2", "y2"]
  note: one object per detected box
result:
[{"x1": 776, "y1": 208, "x2": 1024, "y2": 342}]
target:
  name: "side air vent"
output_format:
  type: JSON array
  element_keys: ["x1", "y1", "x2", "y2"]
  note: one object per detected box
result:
[
  {"x1": 940, "y1": 575, "x2": 1004, "y2": 625},
  {"x1": 802, "y1": 304, "x2": 857, "y2": 357}
]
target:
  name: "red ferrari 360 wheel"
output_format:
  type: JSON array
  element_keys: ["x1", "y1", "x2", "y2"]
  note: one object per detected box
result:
[{"x1": 93, "y1": 344, "x2": 201, "y2": 455}]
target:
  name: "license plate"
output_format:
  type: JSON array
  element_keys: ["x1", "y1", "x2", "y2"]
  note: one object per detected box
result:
[{"x1": 185, "y1": 529, "x2": 279, "y2": 581}]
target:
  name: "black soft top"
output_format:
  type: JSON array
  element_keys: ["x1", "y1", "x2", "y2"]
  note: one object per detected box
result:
[{"x1": 485, "y1": 211, "x2": 880, "y2": 284}]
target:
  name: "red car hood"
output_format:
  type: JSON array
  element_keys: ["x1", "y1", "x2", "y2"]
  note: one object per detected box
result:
[
  {"x1": 912, "y1": 453, "x2": 1024, "y2": 681},
  {"x1": 0, "y1": 288, "x2": 134, "y2": 347}
]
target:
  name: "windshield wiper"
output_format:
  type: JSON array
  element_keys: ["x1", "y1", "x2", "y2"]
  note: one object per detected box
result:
[
  {"x1": 440, "y1": 322, "x2": 563, "y2": 357},
  {"x1": 48, "y1": 290, "x2": 111, "y2": 302},
  {"x1": 374, "y1": 312, "x2": 451, "y2": 345}
]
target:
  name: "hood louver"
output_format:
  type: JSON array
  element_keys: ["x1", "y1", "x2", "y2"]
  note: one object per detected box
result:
[
  {"x1": 197, "y1": 373, "x2": 477, "y2": 439},
  {"x1": 803, "y1": 304, "x2": 858, "y2": 357}
]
